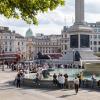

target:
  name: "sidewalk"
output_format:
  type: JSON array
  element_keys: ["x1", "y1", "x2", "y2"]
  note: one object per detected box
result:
[
  {"x1": 0, "y1": 68, "x2": 100, "y2": 100},
  {"x1": 0, "y1": 68, "x2": 17, "y2": 83}
]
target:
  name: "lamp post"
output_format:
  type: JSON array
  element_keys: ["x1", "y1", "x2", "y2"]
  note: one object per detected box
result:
[
  {"x1": 73, "y1": 49, "x2": 75, "y2": 68},
  {"x1": 1, "y1": 42, "x2": 5, "y2": 71},
  {"x1": 0, "y1": 43, "x2": 1, "y2": 69},
  {"x1": 0, "y1": 40, "x2": 5, "y2": 71}
]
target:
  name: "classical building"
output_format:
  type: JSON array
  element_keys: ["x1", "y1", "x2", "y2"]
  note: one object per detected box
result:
[
  {"x1": 61, "y1": 26, "x2": 69, "y2": 55},
  {"x1": 0, "y1": 27, "x2": 15, "y2": 53},
  {"x1": 25, "y1": 31, "x2": 62, "y2": 60},
  {"x1": 14, "y1": 33, "x2": 26, "y2": 59},
  {"x1": 0, "y1": 26, "x2": 26, "y2": 63},
  {"x1": 88, "y1": 22, "x2": 100, "y2": 52}
]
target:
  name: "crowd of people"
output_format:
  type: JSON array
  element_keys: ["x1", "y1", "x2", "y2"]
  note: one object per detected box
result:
[
  {"x1": 13, "y1": 63, "x2": 100, "y2": 95},
  {"x1": 52, "y1": 73, "x2": 82, "y2": 94}
]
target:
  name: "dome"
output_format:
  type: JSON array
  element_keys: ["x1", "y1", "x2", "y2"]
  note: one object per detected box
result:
[{"x1": 26, "y1": 28, "x2": 33, "y2": 37}]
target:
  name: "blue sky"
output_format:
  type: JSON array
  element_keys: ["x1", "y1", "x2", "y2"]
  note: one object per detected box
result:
[{"x1": 1, "y1": 0, "x2": 100, "y2": 36}]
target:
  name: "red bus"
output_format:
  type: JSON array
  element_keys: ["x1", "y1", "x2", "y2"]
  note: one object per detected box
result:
[{"x1": 0, "y1": 52, "x2": 20, "y2": 64}]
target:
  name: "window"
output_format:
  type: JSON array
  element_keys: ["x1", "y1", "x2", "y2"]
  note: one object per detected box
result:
[
  {"x1": 90, "y1": 35, "x2": 92, "y2": 38},
  {"x1": 5, "y1": 47, "x2": 7, "y2": 51},
  {"x1": 65, "y1": 40, "x2": 67, "y2": 42},
  {"x1": 98, "y1": 47, "x2": 100, "y2": 52},
  {"x1": 98, "y1": 35, "x2": 100, "y2": 39},
  {"x1": 65, "y1": 34, "x2": 67, "y2": 38},
  {"x1": 98, "y1": 29, "x2": 100, "y2": 32},
  {"x1": 90, "y1": 41, "x2": 92, "y2": 45},
  {"x1": 94, "y1": 47, "x2": 97, "y2": 52},
  {"x1": 98, "y1": 41, "x2": 100, "y2": 45},
  {"x1": 94, "y1": 41, "x2": 97, "y2": 45},
  {"x1": 18, "y1": 42, "x2": 20, "y2": 45},
  {"x1": 65, "y1": 45, "x2": 67, "y2": 50},
  {"x1": 94, "y1": 29, "x2": 97, "y2": 32},
  {"x1": 9, "y1": 48, "x2": 12, "y2": 51},
  {"x1": 94, "y1": 35, "x2": 97, "y2": 39},
  {"x1": 5, "y1": 42, "x2": 7, "y2": 45},
  {"x1": 10, "y1": 42, "x2": 12, "y2": 45}
]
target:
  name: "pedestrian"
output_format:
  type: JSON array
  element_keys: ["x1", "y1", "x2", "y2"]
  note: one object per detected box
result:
[
  {"x1": 35, "y1": 73, "x2": 40, "y2": 85},
  {"x1": 74, "y1": 77, "x2": 79, "y2": 94},
  {"x1": 58, "y1": 74, "x2": 65, "y2": 88},
  {"x1": 64, "y1": 74, "x2": 68, "y2": 88},
  {"x1": 53, "y1": 73, "x2": 57, "y2": 86},
  {"x1": 91, "y1": 73, "x2": 96, "y2": 88},
  {"x1": 16, "y1": 73, "x2": 21, "y2": 88}
]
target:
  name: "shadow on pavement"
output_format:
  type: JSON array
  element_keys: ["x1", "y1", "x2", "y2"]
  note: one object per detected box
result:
[
  {"x1": 5, "y1": 80, "x2": 100, "y2": 94},
  {"x1": 58, "y1": 94, "x2": 76, "y2": 98}
]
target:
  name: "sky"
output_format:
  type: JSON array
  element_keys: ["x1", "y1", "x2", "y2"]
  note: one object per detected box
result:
[{"x1": 1, "y1": 0, "x2": 100, "y2": 36}]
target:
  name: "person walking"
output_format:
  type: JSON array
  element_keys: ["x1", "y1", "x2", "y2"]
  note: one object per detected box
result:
[
  {"x1": 74, "y1": 77, "x2": 79, "y2": 94},
  {"x1": 64, "y1": 74, "x2": 68, "y2": 88},
  {"x1": 16, "y1": 73, "x2": 21, "y2": 88}
]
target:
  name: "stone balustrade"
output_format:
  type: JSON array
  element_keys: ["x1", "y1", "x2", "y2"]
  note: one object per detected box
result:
[{"x1": 22, "y1": 78, "x2": 100, "y2": 90}]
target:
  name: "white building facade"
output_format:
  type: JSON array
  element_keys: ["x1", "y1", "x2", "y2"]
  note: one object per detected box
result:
[
  {"x1": 89, "y1": 22, "x2": 100, "y2": 52},
  {"x1": 0, "y1": 26, "x2": 26, "y2": 60}
]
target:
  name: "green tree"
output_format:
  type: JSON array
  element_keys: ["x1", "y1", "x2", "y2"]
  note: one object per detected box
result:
[{"x1": 0, "y1": 0, "x2": 65, "y2": 24}]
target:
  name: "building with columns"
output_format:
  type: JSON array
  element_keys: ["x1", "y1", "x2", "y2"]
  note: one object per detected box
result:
[
  {"x1": 88, "y1": 22, "x2": 100, "y2": 52},
  {"x1": 25, "y1": 31, "x2": 62, "y2": 60},
  {"x1": 0, "y1": 26, "x2": 26, "y2": 63},
  {"x1": 61, "y1": 26, "x2": 69, "y2": 55}
]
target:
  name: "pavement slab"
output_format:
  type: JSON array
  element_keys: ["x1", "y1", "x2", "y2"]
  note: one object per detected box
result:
[{"x1": 0, "y1": 68, "x2": 100, "y2": 100}]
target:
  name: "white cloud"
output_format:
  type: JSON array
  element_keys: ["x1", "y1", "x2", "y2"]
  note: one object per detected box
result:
[{"x1": 0, "y1": 0, "x2": 100, "y2": 36}]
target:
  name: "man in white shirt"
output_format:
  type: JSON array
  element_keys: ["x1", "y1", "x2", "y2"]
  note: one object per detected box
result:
[{"x1": 58, "y1": 74, "x2": 65, "y2": 88}]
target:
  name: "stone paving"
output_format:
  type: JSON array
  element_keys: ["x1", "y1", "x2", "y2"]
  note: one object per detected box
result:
[{"x1": 0, "y1": 68, "x2": 100, "y2": 100}]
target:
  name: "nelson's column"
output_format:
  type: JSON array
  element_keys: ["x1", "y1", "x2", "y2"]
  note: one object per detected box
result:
[{"x1": 60, "y1": 0, "x2": 98, "y2": 66}]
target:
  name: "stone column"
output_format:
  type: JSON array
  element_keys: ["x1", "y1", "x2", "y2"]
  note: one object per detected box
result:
[{"x1": 75, "y1": 0, "x2": 84, "y2": 25}]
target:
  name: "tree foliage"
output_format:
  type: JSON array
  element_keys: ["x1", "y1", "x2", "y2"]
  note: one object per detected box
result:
[{"x1": 0, "y1": 0, "x2": 65, "y2": 24}]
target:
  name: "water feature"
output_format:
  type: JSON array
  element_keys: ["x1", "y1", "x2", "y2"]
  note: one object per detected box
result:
[{"x1": 24, "y1": 68, "x2": 100, "y2": 81}]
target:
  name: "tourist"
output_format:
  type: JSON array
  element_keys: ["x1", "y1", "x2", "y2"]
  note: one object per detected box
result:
[
  {"x1": 57, "y1": 73, "x2": 61, "y2": 87},
  {"x1": 58, "y1": 74, "x2": 65, "y2": 88},
  {"x1": 64, "y1": 74, "x2": 68, "y2": 88},
  {"x1": 16, "y1": 73, "x2": 21, "y2": 88},
  {"x1": 80, "y1": 73, "x2": 84, "y2": 87},
  {"x1": 77, "y1": 73, "x2": 83, "y2": 87},
  {"x1": 74, "y1": 77, "x2": 79, "y2": 94},
  {"x1": 91, "y1": 74, "x2": 96, "y2": 88},
  {"x1": 35, "y1": 73, "x2": 40, "y2": 85},
  {"x1": 20, "y1": 70, "x2": 25, "y2": 84},
  {"x1": 53, "y1": 73, "x2": 57, "y2": 86}
]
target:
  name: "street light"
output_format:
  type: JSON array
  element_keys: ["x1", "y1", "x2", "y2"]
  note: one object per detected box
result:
[
  {"x1": 0, "y1": 41, "x2": 5, "y2": 71},
  {"x1": 72, "y1": 49, "x2": 75, "y2": 68},
  {"x1": 1, "y1": 49, "x2": 4, "y2": 71}
]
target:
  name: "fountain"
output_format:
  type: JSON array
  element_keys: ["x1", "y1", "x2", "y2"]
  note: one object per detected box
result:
[{"x1": 22, "y1": 0, "x2": 100, "y2": 88}]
